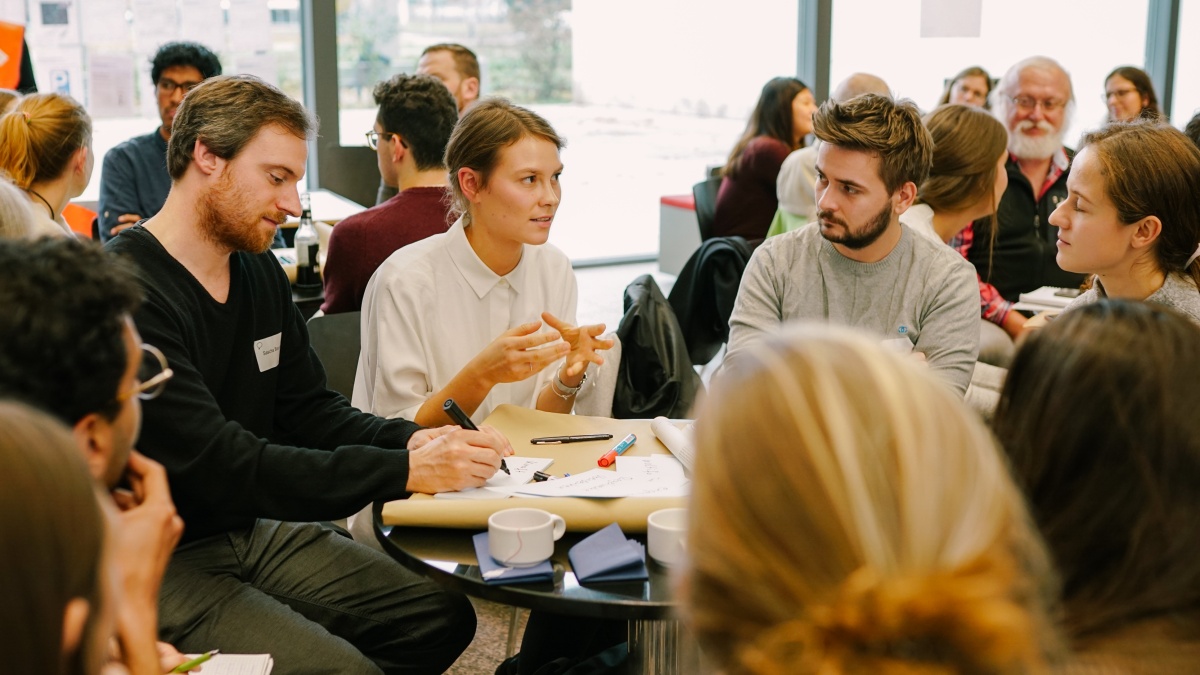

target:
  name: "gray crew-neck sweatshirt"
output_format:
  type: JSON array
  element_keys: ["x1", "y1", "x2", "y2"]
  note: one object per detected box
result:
[{"x1": 727, "y1": 222, "x2": 980, "y2": 396}]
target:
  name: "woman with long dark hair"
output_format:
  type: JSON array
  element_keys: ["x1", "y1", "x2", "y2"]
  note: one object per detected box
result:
[
  {"x1": 1104, "y1": 66, "x2": 1160, "y2": 122},
  {"x1": 712, "y1": 76, "x2": 815, "y2": 240}
]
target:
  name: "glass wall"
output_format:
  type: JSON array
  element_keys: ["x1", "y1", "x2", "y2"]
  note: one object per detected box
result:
[
  {"x1": 830, "y1": 0, "x2": 1150, "y2": 150},
  {"x1": 334, "y1": 0, "x2": 799, "y2": 261},
  {"x1": 6, "y1": 0, "x2": 304, "y2": 202},
  {"x1": 1170, "y1": 0, "x2": 1200, "y2": 128}
]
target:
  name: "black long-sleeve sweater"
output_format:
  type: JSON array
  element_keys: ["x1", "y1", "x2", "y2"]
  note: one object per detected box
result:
[{"x1": 108, "y1": 226, "x2": 421, "y2": 542}]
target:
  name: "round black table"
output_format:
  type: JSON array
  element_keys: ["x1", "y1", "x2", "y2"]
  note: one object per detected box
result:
[{"x1": 371, "y1": 502, "x2": 698, "y2": 673}]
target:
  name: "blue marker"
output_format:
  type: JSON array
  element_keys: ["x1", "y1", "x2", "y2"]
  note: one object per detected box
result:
[{"x1": 597, "y1": 433, "x2": 637, "y2": 467}]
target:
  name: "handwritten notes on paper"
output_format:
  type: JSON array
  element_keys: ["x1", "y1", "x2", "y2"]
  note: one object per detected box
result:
[
  {"x1": 433, "y1": 457, "x2": 554, "y2": 500},
  {"x1": 514, "y1": 455, "x2": 690, "y2": 498}
]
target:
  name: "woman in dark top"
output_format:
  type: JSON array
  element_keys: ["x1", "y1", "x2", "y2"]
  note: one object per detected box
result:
[{"x1": 712, "y1": 76, "x2": 814, "y2": 241}]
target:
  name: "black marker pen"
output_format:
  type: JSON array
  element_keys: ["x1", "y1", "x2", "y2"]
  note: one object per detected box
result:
[
  {"x1": 530, "y1": 433, "x2": 614, "y2": 445},
  {"x1": 443, "y1": 399, "x2": 509, "y2": 474}
]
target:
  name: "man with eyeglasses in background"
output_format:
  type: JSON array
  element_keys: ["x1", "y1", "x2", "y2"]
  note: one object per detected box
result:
[
  {"x1": 0, "y1": 237, "x2": 190, "y2": 675},
  {"x1": 98, "y1": 41, "x2": 225, "y2": 242},
  {"x1": 321, "y1": 73, "x2": 458, "y2": 314},
  {"x1": 959, "y1": 56, "x2": 1086, "y2": 345},
  {"x1": 377, "y1": 43, "x2": 481, "y2": 204}
]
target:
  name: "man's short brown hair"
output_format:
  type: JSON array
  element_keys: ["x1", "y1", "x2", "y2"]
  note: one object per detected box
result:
[
  {"x1": 421, "y1": 43, "x2": 480, "y2": 83},
  {"x1": 812, "y1": 94, "x2": 933, "y2": 193},
  {"x1": 166, "y1": 74, "x2": 316, "y2": 180}
]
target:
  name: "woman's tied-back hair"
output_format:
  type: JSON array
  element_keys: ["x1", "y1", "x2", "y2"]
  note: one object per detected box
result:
[
  {"x1": 443, "y1": 97, "x2": 563, "y2": 225},
  {"x1": 0, "y1": 93, "x2": 91, "y2": 189},
  {"x1": 919, "y1": 103, "x2": 1008, "y2": 247},
  {"x1": 723, "y1": 76, "x2": 809, "y2": 180},
  {"x1": 166, "y1": 74, "x2": 316, "y2": 180},
  {"x1": 1076, "y1": 120, "x2": 1200, "y2": 292},
  {"x1": 684, "y1": 325, "x2": 1063, "y2": 674},
  {"x1": 0, "y1": 401, "x2": 108, "y2": 675},
  {"x1": 993, "y1": 300, "x2": 1200, "y2": 639},
  {"x1": 812, "y1": 94, "x2": 933, "y2": 194}
]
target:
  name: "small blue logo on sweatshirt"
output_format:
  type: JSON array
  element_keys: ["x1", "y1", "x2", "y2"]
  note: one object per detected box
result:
[{"x1": 897, "y1": 326, "x2": 908, "y2": 335}]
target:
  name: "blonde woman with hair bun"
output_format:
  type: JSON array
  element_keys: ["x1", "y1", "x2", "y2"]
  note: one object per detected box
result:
[
  {"x1": 682, "y1": 325, "x2": 1064, "y2": 674},
  {"x1": 0, "y1": 92, "x2": 92, "y2": 238}
]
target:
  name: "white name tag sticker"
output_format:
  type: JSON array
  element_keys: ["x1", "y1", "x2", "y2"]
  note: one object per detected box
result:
[{"x1": 254, "y1": 333, "x2": 282, "y2": 372}]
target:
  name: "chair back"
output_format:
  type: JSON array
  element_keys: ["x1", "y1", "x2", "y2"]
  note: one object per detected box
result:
[
  {"x1": 307, "y1": 311, "x2": 361, "y2": 399},
  {"x1": 692, "y1": 176, "x2": 722, "y2": 242},
  {"x1": 613, "y1": 275, "x2": 703, "y2": 419}
]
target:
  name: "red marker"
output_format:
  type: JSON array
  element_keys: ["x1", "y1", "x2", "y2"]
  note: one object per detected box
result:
[{"x1": 597, "y1": 433, "x2": 637, "y2": 467}]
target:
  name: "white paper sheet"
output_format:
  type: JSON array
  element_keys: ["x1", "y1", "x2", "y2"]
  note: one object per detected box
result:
[
  {"x1": 650, "y1": 417, "x2": 695, "y2": 471},
  {"x1": 33, "y1": 45, "x2": 84, "y2": 98},
  {"x1": 433, "y1": 457, "x2": 554, "y2": 500},
  {"x1": 616, "y1": 454, "x2": 686, "y2": 484},
  {"x1": 512, "y1": 468, "x2": 669, "y2": 498},
  {"x1": 186, "y1": 654, "x2": 274, "y2": 675},
  {"x1": 88, "y1": 53, "x2": 137, "y2": 117}
]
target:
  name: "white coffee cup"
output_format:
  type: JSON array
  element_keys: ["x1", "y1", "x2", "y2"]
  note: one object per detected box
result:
[
  {"x1": 488, "y1": 508, "x2": 566, "y2": 568},
  {"x1": 647, "y1": 507, "x2": 688, "y2": 567}
]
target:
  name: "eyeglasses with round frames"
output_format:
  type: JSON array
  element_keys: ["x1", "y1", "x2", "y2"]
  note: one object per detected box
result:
[
  {"x1": 116, "y1": 343, "x2": 175, "y2": 403},
  {"x1": 1104, "y1": 88, "x2": 1137, "y2": 101},
  {"x1": 156, "y1": 78, "x2": 203, "y2": 95},
  {"x1": 1009, "y1": 95, "x2": 1066, "y2": 113},
  {"x1": 365, "y1": 129, "x2": 393, "y2": 150}
]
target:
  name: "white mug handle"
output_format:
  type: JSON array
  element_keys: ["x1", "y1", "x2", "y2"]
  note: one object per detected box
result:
[{"x1": 550, "y1": 514, "x2": 566, "y2": 541}]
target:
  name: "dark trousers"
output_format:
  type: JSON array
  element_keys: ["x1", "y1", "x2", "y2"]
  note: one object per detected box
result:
[{"x1": 158, "y1": 519, "x2": 475, "y2": 675}]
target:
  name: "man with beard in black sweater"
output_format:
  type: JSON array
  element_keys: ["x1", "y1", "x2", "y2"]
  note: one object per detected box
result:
[{"x1": 107, "y1": 74, "x2": 511, "y2": 675}]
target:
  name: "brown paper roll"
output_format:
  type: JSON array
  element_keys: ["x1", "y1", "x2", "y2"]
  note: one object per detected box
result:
[{"x1": 381, "y1": 405, "x2": 688, "y2": 533}]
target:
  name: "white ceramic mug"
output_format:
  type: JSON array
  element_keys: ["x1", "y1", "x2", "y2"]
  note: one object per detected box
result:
[
  {"x1": 647, "y1": 507, "x2": 688, "y2": 567},
  {"x1": 488, "y1": 508, "x2": 566, "y2": 567}
]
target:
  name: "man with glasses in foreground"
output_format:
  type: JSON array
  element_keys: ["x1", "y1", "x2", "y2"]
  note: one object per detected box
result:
[
  {"x1": 320, "y1": 73, "x2": 458, "y2": 314},
  {"x1": 961, "y1": 56, "x2": 1085, "y2": 341},
  {"x1": 0, "y1": 237, "x2": 188, "y2": 675},
  {"x1": 98, "y1": 41, "x2": 224, "y2": 242}
]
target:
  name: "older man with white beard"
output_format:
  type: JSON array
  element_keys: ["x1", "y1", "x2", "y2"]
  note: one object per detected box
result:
[{"x1": 961, "y1": 56, "x2": 1086, "y2": 342}]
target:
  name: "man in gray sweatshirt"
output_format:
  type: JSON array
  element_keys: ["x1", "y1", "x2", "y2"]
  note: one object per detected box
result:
[{"x1": 727, "y1": 94, "x2": 979, "y2": 396}]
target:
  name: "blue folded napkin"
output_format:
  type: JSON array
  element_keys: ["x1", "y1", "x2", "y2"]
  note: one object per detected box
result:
[
  {"x1": 472, "y1": 532, "x2": 554, "y2": 585},
  {"x1": 568, "y1": 523, "x2": 648, "y2": 583}
]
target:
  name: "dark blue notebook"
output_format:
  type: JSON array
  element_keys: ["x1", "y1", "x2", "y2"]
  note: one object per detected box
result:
[
  {"x1": 472, "y1": 532, "x2": 554, "y2": 585},
  {"x1": 568, "y1": 523, "x2": 648, "y2": 583}
]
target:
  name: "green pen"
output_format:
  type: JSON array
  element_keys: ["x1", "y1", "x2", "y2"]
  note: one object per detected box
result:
[{"x1": 171, "y1": 649, "x2": 219, "y2": 673}]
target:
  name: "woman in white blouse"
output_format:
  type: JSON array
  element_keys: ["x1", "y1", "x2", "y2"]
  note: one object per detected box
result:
[{"x1": 355, "y1": 98, "x2": 612, "y2": 426}]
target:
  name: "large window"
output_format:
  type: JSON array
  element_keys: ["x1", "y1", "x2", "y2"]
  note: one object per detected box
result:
[
  {"x1": 7, "y1": 0, "x2": 304, "y2": 203},
  {"x1": 333, "y1": 0, "x2": 799, "y2": 262},
  {"x1": 1170, "y1": 0, "x2": 1200, "y2": 127},
  {"x1": 830, "y1": 0, "x2": 1150, "y2": 149}
]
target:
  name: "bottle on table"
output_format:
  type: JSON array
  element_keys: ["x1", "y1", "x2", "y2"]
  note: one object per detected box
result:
[{"x1": 294, "y1": 192, "x2": 322, "y2": 291}]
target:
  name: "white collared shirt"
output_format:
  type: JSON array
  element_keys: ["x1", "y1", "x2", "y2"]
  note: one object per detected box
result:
[{"x1": 353, "y1": 216, "x2": 577, "y2": 424}]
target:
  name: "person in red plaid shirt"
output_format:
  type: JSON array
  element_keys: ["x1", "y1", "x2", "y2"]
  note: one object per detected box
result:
[{"x1": 962, "y1": 57, "x2": 1086, "y2": 365}]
